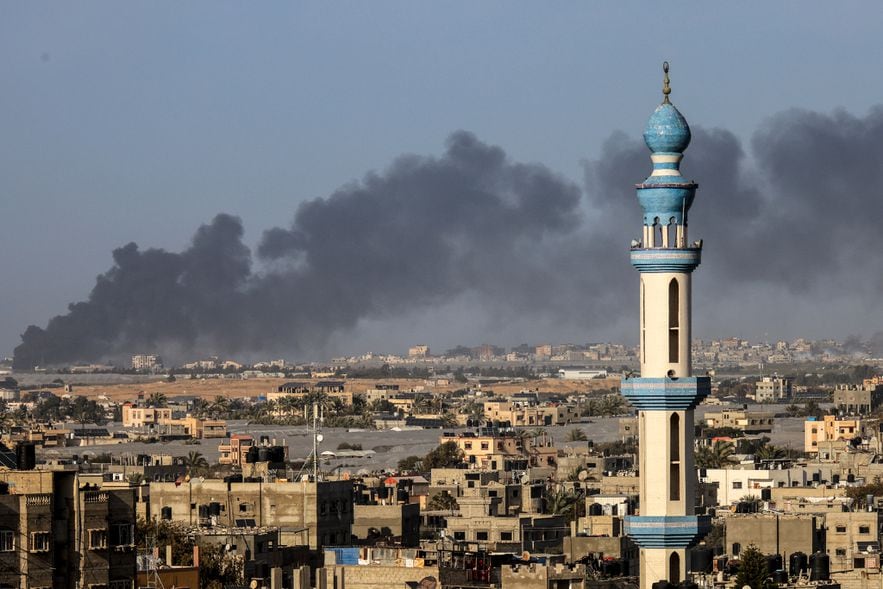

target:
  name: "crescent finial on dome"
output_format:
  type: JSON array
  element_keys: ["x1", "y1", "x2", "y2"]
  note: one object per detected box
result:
[{"x1": 662, "y1": 61, "x2": 671, "y2": 104}]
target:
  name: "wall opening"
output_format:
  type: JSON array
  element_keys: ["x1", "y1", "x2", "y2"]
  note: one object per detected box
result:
[
  {"x1": 669, "y1": 552, "x2": 681, "y2": 584},
  {"x1": 668, "y1": 278, "x2": 679, "y2": 363},
  {"x1": 670, "y1": 413, "x2": 681, "y2": 501}
]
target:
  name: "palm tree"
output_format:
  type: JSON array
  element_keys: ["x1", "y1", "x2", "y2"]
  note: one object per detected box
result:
[
  {"x1": 755, "y1": 444, "x2": 787, "y2": 461},
  {"x1": 567, "y1": 428, "x2": 588, "y2": 442},
  {"x1": 147, "y1": 392, "x2": 168, "y2": 408},
  {"x1": 695, "y1": 440, "x2": 736, "y2": 469},
  {"x1": 543, "y1": 488, "x2": 581, "y2": 518},
  {"x1": 209, "y1": 396, "x2": 230, "y2": 419},
  {"x1": 127, "y1": 473, "x2": 144, "y2": 486},
  {"x1": 183, "y1": 451, "x2": 209, "y2": 475}
]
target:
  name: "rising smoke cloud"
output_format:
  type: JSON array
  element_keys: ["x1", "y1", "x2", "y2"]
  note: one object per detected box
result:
[{"x1": 13, "y1": 107, "x2": 883, "y2": 368}]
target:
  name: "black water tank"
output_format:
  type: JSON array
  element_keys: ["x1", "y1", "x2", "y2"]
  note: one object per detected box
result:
[
  {"x1": 258, "y1": 447, "x2": 270, "y2": 462},
  {"x1": 810, "y1": 552, "x2": 830, "y2": 581},
  {"x1": 678, "y1": 582, "x2": 698, "y2": 589},
  {"x1": 761, "y1": 488, "x2": 772, "y2": 501},
  {"x1": 16, "y1": 443, "x2": 35, "y2": 471},
  {"x1": 790, "y1": 552, "x2": 808, "y2": 576},
  {"x1": 691, "y1": 548, "x2": 713, "y2": 573},
  {"x1": 652, "y1": 581, "x2": 672, "y2": 589},
  {"x1": 269, "y1": 446, "x2": 285, "y2": 462},
  {"x1": 773, "y1": 569, "x2": 788, "y2": 584},
  {"x1": 161, "y1": 506, "x2": 172, "y2": 520},
  {"x1": 245, "y1": 447, "x2": 259, "y2": 464},
  {"x1": 766, "y1": 554, "x2": 783, "y2": 574}
]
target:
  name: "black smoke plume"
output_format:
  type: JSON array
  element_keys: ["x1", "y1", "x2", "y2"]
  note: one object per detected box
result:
[{"x1": 13, "y1": 106, "x2": 883, "y2": 368}]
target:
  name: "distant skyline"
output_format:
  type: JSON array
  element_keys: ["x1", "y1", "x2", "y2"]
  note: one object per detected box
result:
[{"x1": 3, "y1": 3, "x2": 883, "y2": 362}]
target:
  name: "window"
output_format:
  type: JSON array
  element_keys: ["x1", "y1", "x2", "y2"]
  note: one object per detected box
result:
[
  {"x1": 454, "y1": 531, "x2": 465, "y2": 541},
  {"x1": 669, "y1": 552, "x2": 680, "y2": 584},
  {"x1": 89, "y1": 529, "x2": 108, "y2": 550},
  {"x1": 732, "y1": 482, "x2": 743, "y2": 489},
  {"x1": 476, "y1": 531, "x2": 488, "y2": 541},
  {"x1": 835, "y1": 548, "x2": 846, "y2": 557},
  {"x1": 500, "y1": 532, "x2": 513, "y2": 541},
  {"x1": 464, "y1": 443, "x2": 472, "y2": 450},
  {"x1": 855, "y1": 558, "x2": 866, "y2": 569},
  {"x1": 859, "y1": 526, "x2": 870, "y2": 534},
  {"x1": 668, "y1": 278, "x2": 679, "y2": 364},
  {"x1": 0, "y1": 530, "x2": 13, "y2": 552},
  {"x1": 30, "y1": 532, "x2": 50, "y2": 552},
  {"x1": 111, "y1": 523, "x2": 134, "y2": 546},
  {"x1": 836, "y1": 525, "x2": 847, "y2": 533},
  {"x1": 732, "y1": 543, "x2": 741, "y2": 556},
  {"x1": 481, "y1": 443, "x2": 489, "y2": 451}
]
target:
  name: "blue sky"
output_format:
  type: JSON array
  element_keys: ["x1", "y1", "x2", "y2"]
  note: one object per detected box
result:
[{"x1": 3, "y1": 3, "x2": 883, "y2": 359}]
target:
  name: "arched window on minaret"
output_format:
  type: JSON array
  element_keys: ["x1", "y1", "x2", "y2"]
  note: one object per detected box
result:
[
  {"x1": 653, "y1": 218, "x2": 662, "y2": 248},
  {"x1": 670, "y1": 413, "x2": 680, "y2": 501},
  {"x1": 666, "y1": 218, "x2": 676, "y2": 249},
  {"x1": 640, "y1": 278, "x2": 646, "y2": 364},
  {"x1": 670, "y1": 552, "x2": 681, "y2": 584},
  {"x1": 668, "y1": 278, "x2": 679, "y2": 364}
]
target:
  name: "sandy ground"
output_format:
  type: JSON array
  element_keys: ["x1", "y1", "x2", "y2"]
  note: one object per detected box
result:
[{"x1": 23, "y1": 375, "x2": 620, "y2": 402}]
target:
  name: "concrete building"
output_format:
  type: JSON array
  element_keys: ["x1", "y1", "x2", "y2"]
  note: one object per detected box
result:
[
  {"x1": 805, "y1": 416, "x2": 861, "y2": 453},
  {"x1": 148, "y1": 479, "x2": 353, "y2": 550},
  {"x1": 703, "y1": 407, "x2": 775, "y2": 433},
  {"x1": 619, "y1": 64, "x2": 711, "y2": 588},
  {"x1": 0, "y1": 470, "x2": 137, "y2": 589},
  {"x1": 131, "y1": 353, "x2": 162, "y2": 371},
  {"x1": 408, "y1": 345, "x2": 430, "y2": 358},
  {"x1": 755, "y1": 376, "x2": 794, "y2": 402},
  {"x1": 724, "y1": 514, "x2": 823, "y2": 558},
  {"x1": 833, "y1": 384, "x2": 883, "y2": 415},
  {"x1": 825, "y1": 511, "x2": 881, "y2": 573}
]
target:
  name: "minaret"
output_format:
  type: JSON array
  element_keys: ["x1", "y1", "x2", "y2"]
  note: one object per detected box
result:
[{"x1": 622, "y1": 63, "x2": 711, "y2": 589}]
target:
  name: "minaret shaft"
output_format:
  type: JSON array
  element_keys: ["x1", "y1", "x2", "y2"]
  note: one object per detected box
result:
[{"x1": 621, "y1": 64, "x2": 710, "y2": 589}]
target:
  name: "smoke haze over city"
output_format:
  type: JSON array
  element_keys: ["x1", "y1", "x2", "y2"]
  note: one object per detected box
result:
[
  {"x1": 3, "y1": 4, "x2": 883, "y2": 366},
  {"x1": 12, "y1": 105, "x2": 883, "y2": 367}
]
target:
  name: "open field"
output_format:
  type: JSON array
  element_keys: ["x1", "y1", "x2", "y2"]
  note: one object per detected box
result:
[{"x1": 24, "y1": 375, "x2": 621, "y2": 402}]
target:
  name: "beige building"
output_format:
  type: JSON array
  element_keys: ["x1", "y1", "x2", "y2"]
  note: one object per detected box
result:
[
  {"x1": 408, "y1": 345, "x2": 430, "y2": 358},
  {"x1": 755, "y1": 376, "x2": 793, "y2": 402},
  {"x1": 442, "y1": 431, "x2": 557, "y2": 470},
  {"x1": 148, "y1": 479, "x2": 353, "y2": 549},
  {"x1": 704, "y1": 407, "x2": 774, "y2": 433},
  {"x1": 833, "y1": 384, "x2": 883, "y2": 415},
  {"x1": 121, "y1": 403, "x2": 172, "y2": 427},
  {"x1": 725, "y1": 513, "x2": 823, "y2": 558},
  {"x1": 805, "y1": 415, "x2": 861, "y2": 453},
  {"x1": 825, "y1": 511, "x2": 881, "y2": 573}
]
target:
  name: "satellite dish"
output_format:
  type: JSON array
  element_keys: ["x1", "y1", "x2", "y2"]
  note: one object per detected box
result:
[
  {"x1": 316, "y1": 434, "x2": 324, "y2": 442},
  {"x1": 250, "y1": 581, "x2": 259, "y2": 589},
  {"x1": 578, "y1": 470, "x2": 588, "y2": 481},
  {"x1": 522, "y1": 551, "x2": 531, "y2": 561}
]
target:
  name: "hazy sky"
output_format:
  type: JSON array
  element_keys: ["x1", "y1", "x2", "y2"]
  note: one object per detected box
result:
[{"x1": 3, "y1": 3, "x2": 883, "y2": 361}]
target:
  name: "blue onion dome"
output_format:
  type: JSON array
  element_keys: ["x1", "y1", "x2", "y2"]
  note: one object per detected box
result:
[
  {"x1": 643, "y1": 61, "x2": 691, "y2": 154},
  {"x1": 643, "y1": 102, "x2": 691, "y2": 153}
]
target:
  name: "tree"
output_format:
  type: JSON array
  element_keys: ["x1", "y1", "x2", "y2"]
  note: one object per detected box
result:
[
  {"x1": 423, "y1": 441, "x2": 465, "y2": 469},
  {"x1": 735, "y1": 544, "x2": 772, "y2": 589},
  {"x1": 543, "y1": 488, "x2": 581, "y2": 518},
  {"x1": 147, "y1": 392, "x2": 168, "y2": 408},
  {"x1": 398, "y1": 456, "x2": 423, "y2": 472},
  {"x1": 427, "y1": 492, "x2": 459, "y2": 513},
  {"x1": 567, "y1": 428, "x2": 588, "y2": 442},
  {"x1": 695, "y1": 440, "x2": 736, "y2": 469},
  {"x1": 183, "y1": 451, "x2": 209, "y2": 475},
  {"x1": 755, "y1": 444, "x2": 787, "y2": 461}
]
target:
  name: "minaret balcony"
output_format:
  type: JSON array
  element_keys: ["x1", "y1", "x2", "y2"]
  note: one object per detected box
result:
[
  {"x1": 630, "y1": 247, "x2": 701, "y2": 273},
  {"x1": 620, "y1": 375, "x2": 710, "y2": 411},
  {"x1": 624, "y1": 515, "x2": 711, "y2": 548}
]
